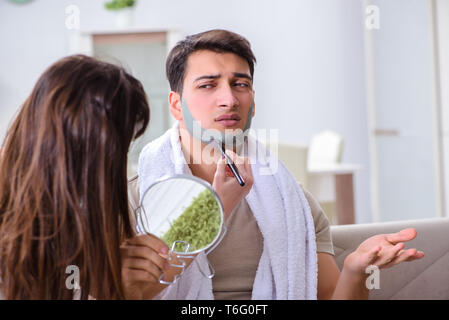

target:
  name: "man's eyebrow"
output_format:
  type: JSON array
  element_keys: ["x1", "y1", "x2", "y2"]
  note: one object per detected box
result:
[
  {"x1": 233, "y1": 72, "x2": 252, "y2": 81},
  {"x1": 193, "y1": 74, "x2": 221, "y2": 82},
  {"x1": 193, "y1": 73, "x2": 252, "y2": 82}
]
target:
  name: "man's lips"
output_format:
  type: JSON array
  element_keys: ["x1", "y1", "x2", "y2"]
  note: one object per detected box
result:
[
  {"x1": 215, "y1": 114, "x2": 241, "y2": 121},
  {"x1": 215, "y1": 114, "x2": 241, "y2": 127}
]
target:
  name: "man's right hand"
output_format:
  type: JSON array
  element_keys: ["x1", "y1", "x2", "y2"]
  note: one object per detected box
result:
[{"x1": 212, "y1": 149, "x2": 254, "y2": 219}]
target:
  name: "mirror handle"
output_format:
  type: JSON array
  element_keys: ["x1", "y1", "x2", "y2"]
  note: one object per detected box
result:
[
  {"x1": 158, "y1": 240, "x2": 191, "y2": 285},
  {"x1": 196, "y1": 259, "x2": 215, "y2": 279},
  {"x1": 194, "y1": 225, "x2": 228, "y2": 280}
]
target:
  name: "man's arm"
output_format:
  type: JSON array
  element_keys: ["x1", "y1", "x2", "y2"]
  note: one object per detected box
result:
[
  {"x1": 318, "y1": 229, "x2": 425, "y2": 300},
  {"x1": 302, "y1": 188, "x2": 340, "y2": 299},
  {"x1": 317, "y1": 252, "x2": 340, "y2": 300},
  {"x1": 317, "y1": 252, "x2": 370, "y2": 300}
]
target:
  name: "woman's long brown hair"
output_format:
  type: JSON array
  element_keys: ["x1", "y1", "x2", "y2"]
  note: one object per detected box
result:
[{"x1": 0, "y1": 55, "x2": 149, "y2": 299}]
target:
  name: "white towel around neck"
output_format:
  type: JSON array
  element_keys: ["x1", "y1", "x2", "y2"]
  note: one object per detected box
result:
[{"x1": 137, "y1": 122, "x2": 317, "y2": 300}]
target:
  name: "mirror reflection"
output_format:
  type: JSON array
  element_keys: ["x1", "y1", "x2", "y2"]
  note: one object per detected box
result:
[{"x1": 138, "y1": 175, "x2": 224, "y2": 254}]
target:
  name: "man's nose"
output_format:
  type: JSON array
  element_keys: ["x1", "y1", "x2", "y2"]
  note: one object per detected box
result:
[{"x1": 216, "y1": 84, "x2": 238, "y2": 109}]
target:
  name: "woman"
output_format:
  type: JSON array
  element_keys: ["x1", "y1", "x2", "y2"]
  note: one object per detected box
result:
[{"x1": 0, "y1": 55, "x2": 152, "y2": 299}]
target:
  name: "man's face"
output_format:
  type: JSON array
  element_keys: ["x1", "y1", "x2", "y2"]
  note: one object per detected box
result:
[{"x1": 180, "y1": 50, "x2": 255, "y2": 134}]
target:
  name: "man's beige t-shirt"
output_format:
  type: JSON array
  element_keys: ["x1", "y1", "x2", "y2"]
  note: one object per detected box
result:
[{"x1": 128, "y1": 177, "x2": 334, "y2": 300}]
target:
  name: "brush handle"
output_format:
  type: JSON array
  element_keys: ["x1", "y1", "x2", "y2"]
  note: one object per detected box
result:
[
  {"x1": 227, "y1": 162, "x2": 245, "y2": 187},
  {"x1": 213, "y1": 139, "x2": 245, "y2": 187}
]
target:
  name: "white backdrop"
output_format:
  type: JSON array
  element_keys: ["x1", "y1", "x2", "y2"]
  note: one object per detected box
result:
[{"x1": 0, "y1": 0, "x2": 371, "y2": 222}]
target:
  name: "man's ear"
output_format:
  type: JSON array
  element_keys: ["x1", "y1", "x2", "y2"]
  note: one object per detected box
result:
[{"x1": 169, "y1": 91, "x2": 183, "y2": 121}]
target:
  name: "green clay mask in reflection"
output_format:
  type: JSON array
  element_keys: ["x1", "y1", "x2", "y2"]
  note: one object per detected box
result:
[{"x1": 161, "y1": 189, "x2": 222, "y2": 252}]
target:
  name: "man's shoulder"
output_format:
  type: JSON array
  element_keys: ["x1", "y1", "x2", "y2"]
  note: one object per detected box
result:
[
  {"x1": 137, "y1": 126, "x2": 182, "y2": 192},
  {"x1": 141, "y1": 130, "x2": 171, "y2": 154},
  {"x1": 139, "y1": 129, "x2": 173, "y2": 163}
]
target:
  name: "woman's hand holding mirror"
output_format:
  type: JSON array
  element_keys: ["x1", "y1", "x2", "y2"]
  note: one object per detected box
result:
[{"x1": 120, "y1": 234, "x2": 170, "y2": 299}]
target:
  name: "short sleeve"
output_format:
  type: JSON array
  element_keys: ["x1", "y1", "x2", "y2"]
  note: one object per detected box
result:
[{"x1": 303, "y1": 187, "x2": 335, "y2": 256}]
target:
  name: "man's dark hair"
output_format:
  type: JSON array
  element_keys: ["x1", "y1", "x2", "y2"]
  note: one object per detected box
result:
[{"x1": 166, "y1": 29, "x2": 257, "y2": 95}]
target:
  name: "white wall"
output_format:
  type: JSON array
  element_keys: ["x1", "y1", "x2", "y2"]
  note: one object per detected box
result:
[
  {"x1": 0, "y1": 0, "x2": 372, "y2": 223},
  {"x1": 0, "y1": 0, "x2": 72, "y2": 140}
]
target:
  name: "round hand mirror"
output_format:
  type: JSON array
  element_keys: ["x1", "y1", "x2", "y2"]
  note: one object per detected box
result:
[{"x1": 136, "y1": 174, "x2": 226, "y2": 284}]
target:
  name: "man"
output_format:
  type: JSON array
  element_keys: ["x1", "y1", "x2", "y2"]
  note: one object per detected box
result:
[{"x1": 121, "y1": 29, "x2": 424, "y2": 300}]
